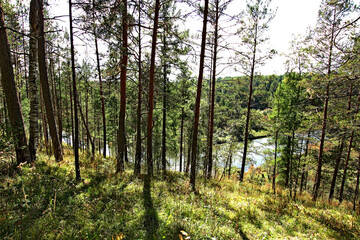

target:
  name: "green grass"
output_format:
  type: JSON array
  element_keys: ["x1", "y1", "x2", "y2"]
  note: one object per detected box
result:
[{"x1": 1, "y1": 148, "x2": 359, "y2": 239}]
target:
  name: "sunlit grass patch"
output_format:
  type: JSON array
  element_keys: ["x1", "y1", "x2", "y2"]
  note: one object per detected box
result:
[{"x1": 1, "y1": 151, "x2": 359, "y2": 239}]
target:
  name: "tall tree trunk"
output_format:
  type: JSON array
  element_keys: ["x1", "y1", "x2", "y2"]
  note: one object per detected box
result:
[
  {"x1": 38, "y1": 0, "x2": 63, "y2": 162},
  {"x1": 134, "y1": 0, "x2": 142, "y2": 175},
  {"x1": 329, "y1": 82, "x2": 352, "y2": 201},
  {"x1": 293, "y1": 138, "x2": 304, "y2": 200},
  {"x1": 190, "y1": 0, "x2": 209, "y2": 191},
  {"x1": 300, "y1": 130, "x2": 311, "y2": 194},
  {"x1": 313, "y1": 8, "x2": 336, "y2": 201},
  {"x1": 146, "y1": 0, "x2": 160, "y2": 178},
  {"x1": 57, "y1": 60, "x2": 63, "y2": 145},
  {"x1": 239, "y1": 22, "x2": 258, "y2": 182},
  {"x1": 353, "y1": 153, "x2": 360, "y2": 211},
  {"x1": 272, "y1": 130, "x2": 278, "y2": 194},
  {"x1": 328, "y1": 136, "x2": 345, "y2": 200},
  {"x1": 207, "y1": 0, "x2": 219, "y2": 179},
  {"x1": 289, "y1": 130, "x2": 295, "y2": 197},
  {"x1": 339, "y1": 91, "x2": 359, "y2": 203},
  {"x1": 116, "y1": 0, "x2": 128, "y2": 173},
  {"x1": 68, "y1": 69, "x2": 74, "y2": 149},
  {"x1": 285, "y1": 135, "x2": 291, "y2": 187},
  {"x1": 0, "y1": 4, "x2": 30, "y2": 164},
  {"x1": 77, "y1": 100, "x2": 95, "y2": 159},
  {"x1": 28, "y1": 0, "x2": 40, "y2": 162},
  {"x1": 93, "y1": 0, "x2": 106, "y2": 158},
  {"x1": 339, "y1": 130, "x2": 354, "y2": 203},
  {"x1": 186, "y1": 128, "x2": 192, "y2": 173},
  {"x1": 179, "y1": 108, "x2": 184, "y2": 172},
  {"x1": 40, "y1": 87, "x2": 49, "y2": 153},
  {"x1": 85, "y1": 72, "x2": 89, "y2": 150},
  {"x1": 69, "y1": 0, "x2": 81, "y2": 180},
  {"x1": 161, "y1": 22, "x2": 167, "y2": 176}
]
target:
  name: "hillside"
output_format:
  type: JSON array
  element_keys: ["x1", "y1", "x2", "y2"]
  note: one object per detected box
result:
[{"x1": 1, "y1": 148, "x2": 359, "y2": 240}]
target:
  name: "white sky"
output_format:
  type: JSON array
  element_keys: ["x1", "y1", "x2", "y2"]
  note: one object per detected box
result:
[
  {"x1": 47, "y1": 0, "x2": 359, "y2": 76},
  {"x1": 224, "y1": 0, "x2": 322, "y2": 75}
]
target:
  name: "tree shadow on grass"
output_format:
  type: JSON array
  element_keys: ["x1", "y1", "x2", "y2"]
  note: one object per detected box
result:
[{"x1": 143, "y1": 176, "x2": 159, "y2": 240}]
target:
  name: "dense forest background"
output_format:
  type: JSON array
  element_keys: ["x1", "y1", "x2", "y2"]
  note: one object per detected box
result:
[{"x1": 1, "y1": 0, "x2": 360, "y2": 239}]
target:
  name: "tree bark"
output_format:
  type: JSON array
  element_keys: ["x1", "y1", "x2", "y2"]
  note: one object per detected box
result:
[
  {"x1": 300, "y1": 130, "x2": 311, "y2": 194},
  {"x1": 146, "y1": 0, "x2": 160, "y2": 178},
  {"x1": 190, "y1": 0, "x2": 209, "y2": 191},
  {"x1": 272, "y1": 130, "x2": 278, "y2": 194},
  {"x1": 339, "y1": 91, "x2": 359, "y2": 203},
  {"x1": 77, "y1": 100, "x2": 95, "y2": 158},
  {"x1": 329, "y1": 83, "x2": 352, "y2": 201},
  {"x1": 28, "y1": 0, "x2": 40, "y2": 162},
  {"x1": 179, "y1": 108, "x2": 184, "y2": 172},
  {"x1": 240, "y1": 21, "x2": 258, "y2": 182},
  {"x1": 313, "y1": 7, "x2": 336, "y2": 201},
  {"x1": 69, "y1": 0, "x2": 81, "y2": 180},
  {"x1": 207, "y1": 0, "x2": 219, "y2": 179},
  {"x1": 353, "y1": 153, "x2": 360, "y2": 211},
  {"x1": 116, "y1": 0, "x2": 128, "y2": 173},
  {"x1": 134, "y1": 0, "x2": 142, "y2": 175},
  {"x1": 57, "y1": 60, "x2": 63, "y2": 145},
  {"x1": 38, "y1": 0, "x2": 63, "y2": 162},
  {"x1": 92, "y1": 0, "x2": 106, "y2": 158},
  {"x1": 161, "y1": 26, "x2": 167, "y2": 176},
  {"x1": 0, "y1": 4, "x2": 30, "y2": 164}
]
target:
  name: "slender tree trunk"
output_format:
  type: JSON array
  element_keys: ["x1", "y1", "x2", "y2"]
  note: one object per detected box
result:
[
  {"x1": 50, "y1": 58, "x2": 57, "y2": 125},
  {"x1": 339, "y1": 92, "x2": 359, "y2": 203},
  {"x1": 38, "y1": 0, "x2": 63, "y2": 162},
  {"x1": 293, "y1": 138, "x2": 304, "y2": 200},
  {"x1": 329, "y1": 83, "x2": 352, "y2": 201},
  {"x1": 77, "y1": 100, "x2": 95, "y2": 158},
  {"x1": 161, "y1": 27, "x2": 167, "y2": 176},
  {"x1": 285, "y1": 135, "x2": 291, "y2": 187},
  {"x1": 353, "y1": 153, "x2": 360, "y2": 211},
  {"x1": 240, "y1": 22, "x2": 258, "y2": 182},
  {"x1": 300, "y1": 130, "x2": 311, "y2": 194},
  {"x1": 272, "y1": 130, "x2": 278, "y2": 194},
  {"x1": 0, "y1": 4, "x2": 30, "y2": 164},
  {"x1": 179, "y1": 108, "x2": 184, "y2": 172},
  {"x1": 186, "y1": 127, "x2": 192, "y2": 173},
  {"x1": 57, "y1": 61, "x2": 63, "y2": 145},
  {"x1": 289, "y1": 130, "x2": 295, "y2": 197},
  {"x1": 146, "y1": 0, "x2": 160, "y2": 178},
  {"x1": 228, "y1": 145, "x2": 232, "y2": 177},
  {"x1": 68, "y1": 70, "x2": 74, "y2": 149},
  {"x1": 116, "y1": 0, "x2": 128, "y2": 173},
  {"x1": 28, "y1": 0, "x2": 40, "y2": 162},
  {"x1": 313, "y1": 83, "x2": 330, "y2": 201},
  {"x1": 313, "y1": 8, "x2": 336, "y2": 201},
  {"x1": 329, "y1": 137, "x2": 345, "y2": 200},
  {"x1": 85, "y1": 74, "x2": 89, "y2": 150},
  {"x1": 190, "y1": 0, "x2": 209, "y2": 191},
  {"x1": 338, "y1": 130, "x2": 354, "y2": 203},
  {"x1": 40, "y1": 87, "x2": 49, "y2": 153},
  {"x1": 207, "y1": 0, "x2": 219, "y2": 179},
  {"x1": 134, "y1": 1, "x2": 142, "y2": 175},
  {"x1": 69, "y1": 0, "x2": 81, "y2": 180},
  {"x1": 93, "y1": 0, "x2": 106, "y2": 158}
]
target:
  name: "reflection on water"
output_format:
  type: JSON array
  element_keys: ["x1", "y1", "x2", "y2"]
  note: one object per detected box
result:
[
  {"x1": 63, "y1": 132, "x2": 274, "y2": 171},
  {"x1": 217, "y1": 137, "x2": 273, "y2": 171}
]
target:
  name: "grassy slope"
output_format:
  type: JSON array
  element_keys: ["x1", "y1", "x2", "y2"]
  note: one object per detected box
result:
[{"x1": 1, "y1": 148, "x2": 360, "y2": 240}]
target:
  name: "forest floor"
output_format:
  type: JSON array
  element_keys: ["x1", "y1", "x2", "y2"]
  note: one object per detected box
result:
[{"x1": 1, "y1": 146, "x2": 360, "y2": 240}]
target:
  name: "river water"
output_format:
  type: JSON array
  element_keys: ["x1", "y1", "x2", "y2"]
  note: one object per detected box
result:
[
  {"x1": 63, "y1": 133, "x2": 273, "y2": 171},
  {"x1": 217, "y1": 137, "x2": 274, "y2": 171}
]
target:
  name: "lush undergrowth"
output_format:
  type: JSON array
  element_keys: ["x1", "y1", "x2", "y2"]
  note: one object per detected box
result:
[{"x1": 1, "y1": 148, "x2": 360, "y2": 240}]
